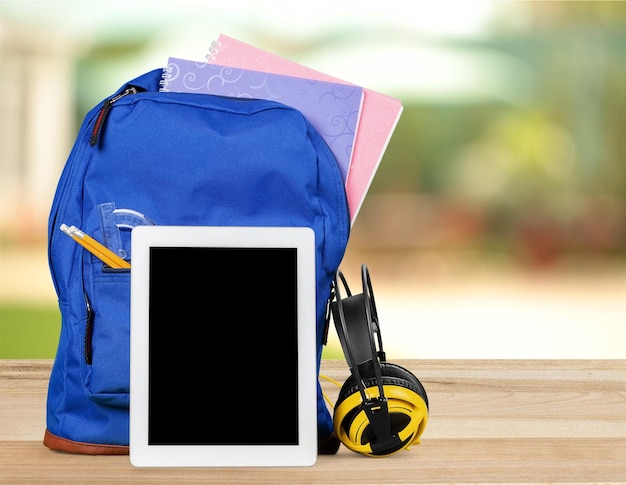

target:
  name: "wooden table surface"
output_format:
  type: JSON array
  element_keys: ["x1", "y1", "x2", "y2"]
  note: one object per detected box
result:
[{"x1": 1, "y1": 359, "x2": 625, "y2": 484}]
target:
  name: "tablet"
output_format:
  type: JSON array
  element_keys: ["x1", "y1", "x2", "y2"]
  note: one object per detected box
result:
[{"x1": 130, "y1": 225, "x2": 318, "y2": 467}]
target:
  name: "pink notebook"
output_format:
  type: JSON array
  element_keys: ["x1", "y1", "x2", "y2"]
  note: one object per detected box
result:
[{"x1": 207, "y1": 34, "x2": 403, "y2": 224}]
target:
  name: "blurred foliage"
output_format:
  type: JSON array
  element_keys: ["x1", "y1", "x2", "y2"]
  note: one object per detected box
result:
[
  {"x1": 359, "y1": 1, "x2": 626, "y2": 266},
  {"x1": 0, "y1": 304, "x2": 60, "y2": 358}
]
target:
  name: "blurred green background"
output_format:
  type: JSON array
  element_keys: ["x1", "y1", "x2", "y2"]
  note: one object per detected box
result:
[{"x1": 1, "y1": 1, "x2": 625, "y2": 359}]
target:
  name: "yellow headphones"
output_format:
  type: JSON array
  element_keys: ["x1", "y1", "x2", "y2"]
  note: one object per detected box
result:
[{"x1": 329, "y1": 264, "x2": 429, "y2": 457}]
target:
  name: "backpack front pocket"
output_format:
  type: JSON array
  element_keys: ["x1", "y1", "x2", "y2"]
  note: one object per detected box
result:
[{"x1": 81, "y1": 265, "x2": 131, "y2": 407}]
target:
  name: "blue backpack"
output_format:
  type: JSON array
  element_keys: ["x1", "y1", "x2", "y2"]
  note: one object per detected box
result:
[{"x1": 45, "y1": 68, "x2": 350, "y2": 455}]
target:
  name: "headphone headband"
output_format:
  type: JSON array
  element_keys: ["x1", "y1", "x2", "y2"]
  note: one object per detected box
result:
[{"x1": 331, "y1": 265, "x2": 385, "y2": 383}]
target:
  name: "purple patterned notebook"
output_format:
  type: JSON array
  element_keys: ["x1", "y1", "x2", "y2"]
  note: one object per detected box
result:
[{"x1": 161, "y1": 58, "x2": 364, "y2": 184}]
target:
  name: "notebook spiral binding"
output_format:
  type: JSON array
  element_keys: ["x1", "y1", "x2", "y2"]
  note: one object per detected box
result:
[
  {"x1": 160, "y1": 38, "x2": 221, "y2": 92},
  {"x1": 205, "y1": 40, "x2": 222, "y2": 62},
  {"x1": 158, "y1": 65, "x2": 174, "y2": 92}
]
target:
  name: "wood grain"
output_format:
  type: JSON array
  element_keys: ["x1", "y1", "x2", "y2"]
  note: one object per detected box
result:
[{"x1": 2, "y1": 359, "x2": 625, "y2": 483}]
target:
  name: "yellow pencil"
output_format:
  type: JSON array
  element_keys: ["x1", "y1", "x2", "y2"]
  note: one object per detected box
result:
[{"x1": 60, "y1": 224, "x2": 131, "y2": 269}]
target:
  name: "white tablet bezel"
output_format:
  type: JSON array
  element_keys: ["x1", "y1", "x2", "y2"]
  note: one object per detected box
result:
[{"x1": 129, "y1": 225, "x2": 318, "y2": 467}]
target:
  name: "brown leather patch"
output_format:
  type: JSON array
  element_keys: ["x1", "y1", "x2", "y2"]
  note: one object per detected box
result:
[{"x1": 43, "y1": 429, "x2": 129, "y2": 455}]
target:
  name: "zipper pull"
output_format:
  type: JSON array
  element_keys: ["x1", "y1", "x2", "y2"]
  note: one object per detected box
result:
[{"x1": 89, "y1": 87, "x2": 138, "y2": 147}]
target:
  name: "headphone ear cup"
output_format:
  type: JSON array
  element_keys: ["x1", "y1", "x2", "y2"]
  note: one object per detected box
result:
[
  {"x1": 336, "y1": 363, "x2": 429, "y2": 411},
  {"x1": 334, "y1": 363, "x2": 429, "y2": 456},
  {"x1": 377, "y1": 362, "x2": 429, "y2": 409}
]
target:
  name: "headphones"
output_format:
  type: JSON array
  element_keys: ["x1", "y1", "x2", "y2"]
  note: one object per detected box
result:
[{"x1": 328, "y1": 264, "x2": 429, "y2": 457}]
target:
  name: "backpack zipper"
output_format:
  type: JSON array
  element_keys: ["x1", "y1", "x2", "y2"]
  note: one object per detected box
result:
[
  {"x1": 84, "y1": 292, "x2": 94, "y2": 365},
  {"x1": 89, "y1": 87, "x2": 138, "y2": 147}
]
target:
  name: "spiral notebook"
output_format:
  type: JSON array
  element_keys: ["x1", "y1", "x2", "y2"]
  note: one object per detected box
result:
[
  {"x1": 207, "y1": 34, "x2": 404, "y2": 223},
  {"x1": 161, "y1": 58, "x2": 363, "y2": 184}
]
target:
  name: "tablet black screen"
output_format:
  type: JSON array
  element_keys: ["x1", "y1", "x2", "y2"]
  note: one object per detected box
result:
[{"x1": 147, "y1": 246, "x2": 299, "y2": 445}]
